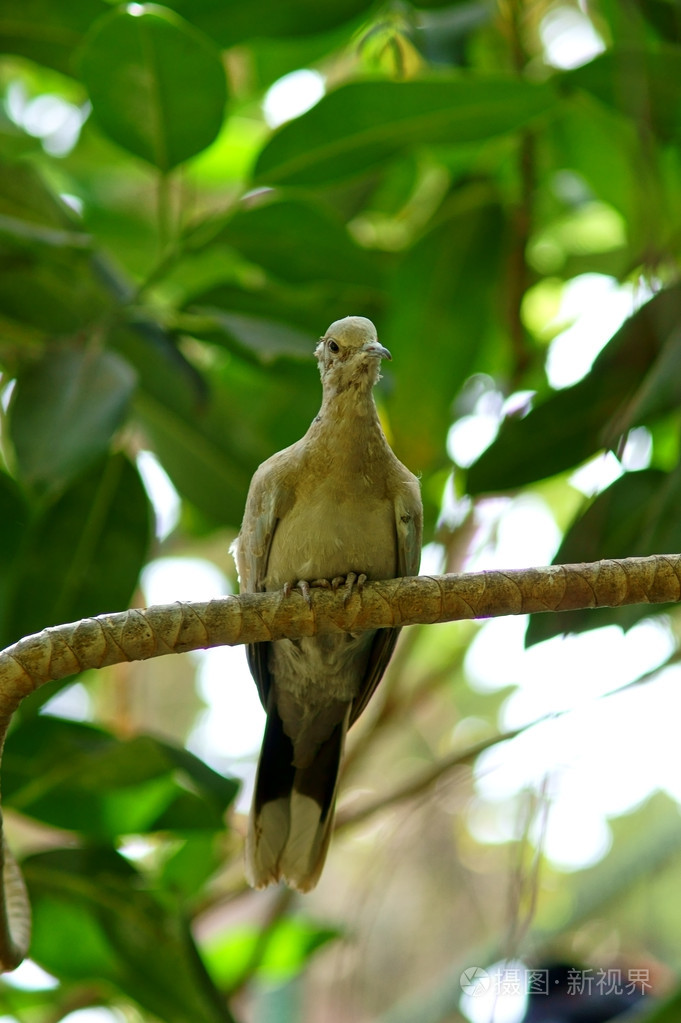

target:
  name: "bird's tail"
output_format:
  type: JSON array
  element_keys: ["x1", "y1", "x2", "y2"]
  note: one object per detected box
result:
[{"x1": 245, "y1": 705, "x2": 349, "y2": 892}]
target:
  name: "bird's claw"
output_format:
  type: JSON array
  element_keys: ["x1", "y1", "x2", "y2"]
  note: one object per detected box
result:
[
  {"x1": 282, "y1": 580, "x2": 312, "y2": 605},
  {"x1": 282, "y1": 573, "x2": 366, "y2": 608},
  {"x1": 335, "y1": 572, "x2": 366, "y2": 606}
]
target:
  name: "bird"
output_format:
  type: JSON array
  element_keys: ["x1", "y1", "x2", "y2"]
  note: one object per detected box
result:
[{"x1": 233, "y1": 315, "x2": 423, "y2": 892}]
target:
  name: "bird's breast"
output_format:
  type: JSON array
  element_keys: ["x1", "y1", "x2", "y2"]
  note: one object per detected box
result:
[{"x1": 265, "y1": 487, "x2": 396, "y2": 588}]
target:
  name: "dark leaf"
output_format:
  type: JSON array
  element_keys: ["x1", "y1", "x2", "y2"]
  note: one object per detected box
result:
[
  {"x1": 0, "y1": 249, "x2": 110, "y2": 335},
  {"x1": 10, "y1": 346, "x2": 136, "y2": 495},
  {"x1": 604, "y1": 324, "x2": 681, "y2": 440},
  {"x1": 160, "y1": 833, "x2": 224, "y2": 899},
  {"x1": 0, "y1": 472, "x2": 28, "y2": 577},
  {"x1": 4, "y1": 453, "x2": 151, "y2": 645},
  {"x1": 201, "y1": 194, "x2": 381, "y2": 287},
  {"x1": 0, "y1": 159, "x2": 110, "y2": 336},
  {"x1": 0, "y1": 0, "x2": 108, "y2": 76},
  {"x1": 548, "y1": 99, "x2": 640, "y2": 226},
  {"x1": 166, "y1": 0, "x2": 373, "y2": 44},
  {"x1": 113, "y1": 325, "x2": 318, "y2": 526},
  {"x1": 0, "y1": 473, "x2": 29, "y2": 637},
  {"x1": 79, "y1": 6, "x2": 228, "y2": 170},
  {"x1": 527, "y1": 468, "x2": 681, "y2": 643},
  {"x1": 468, "y1": 285, "x2": 681, "y2": 493},
  {"x1": 566, "y1": 45, "x2": 681, "y2": 143},
  {"x1": 634, "y1": 0, "x2": 681, "y2": 43},
  {"x1": 386, "y1": 199, "x2": 505, "y2": 491}
]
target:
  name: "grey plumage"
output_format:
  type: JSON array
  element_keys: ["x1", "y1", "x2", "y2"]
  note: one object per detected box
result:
[{"x1": 233, "y1": 315, "x2": 422, "y2": 891}]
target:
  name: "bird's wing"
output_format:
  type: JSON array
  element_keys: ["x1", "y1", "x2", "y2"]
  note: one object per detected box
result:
[
  {"x1": 395, "y1": 481, "x2": 423, "y2": 578},
  {"x1": 349, "y1": 479, "x2": 423, "y2": 726},
  {"x1": 236, "y1": 454, "x2": 295, "y2": 708},
  {"x1": 237, "y1": 462, "x2": 283, "y2": 593}
]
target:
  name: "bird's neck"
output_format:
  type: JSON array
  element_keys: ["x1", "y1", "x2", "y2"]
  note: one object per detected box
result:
[
  {"x1": 318, "y1": 382, "x2": 381, "y2": 428},
  {"x1": 312, "y1": 385, "x2": 387, "y2": 461}
]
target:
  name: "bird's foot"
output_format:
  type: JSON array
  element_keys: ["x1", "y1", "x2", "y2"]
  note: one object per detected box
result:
[
  {"x1": 283, "y1": 573, "x2": 366, "y2": 607},
  {"x1": 338, "y1": 572, "x2": 366, "y2": 607},
  {"x1": 283, "y1": 579, "x2": 312, "y2": 605},
  {"x1": 310, "y1": 572, "x2": 367, "y2": 607}
]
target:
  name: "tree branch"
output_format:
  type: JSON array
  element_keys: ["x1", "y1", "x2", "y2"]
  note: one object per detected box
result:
[
  {"x1": 3, "y1": 555, "x2": 680, "y2": 703},
  {"x1": 0, "y1": 553, "x2": 679, "y2": 970}
]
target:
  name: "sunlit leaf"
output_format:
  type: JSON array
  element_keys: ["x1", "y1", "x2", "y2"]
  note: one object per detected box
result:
[
  {"x1": 25, "y1": 847, "x2": 235, "y2": 1023},
  {"x1": 3, "y1": 718, "x2": 238, "y2": 837},
  {"x1": 205, "y1": 918, "x2": 339, "y2": 991}
]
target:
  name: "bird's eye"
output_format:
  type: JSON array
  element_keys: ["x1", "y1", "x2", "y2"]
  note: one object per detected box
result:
[{"x1": 327, "y1": 339, "x2": 339, "y2": 353}]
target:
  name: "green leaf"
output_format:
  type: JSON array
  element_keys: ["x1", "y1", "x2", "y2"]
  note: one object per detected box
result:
[
  {"x1": 205, "y1": 919, "x2": 339, "y2": 990},
  {"x1": 79, "y1": 5, "x2": 228, "y2": 171},
  {"x1": 24, "y1": 847, "x2": 235, "y2": 1023},
  {"x1": 548, "y1": 99, "x2": 640, "y2": 228},
  {"x1": 10, "y1": 346, "x2": 136, "y2": 494},
  {"x1": 385, "y1": 198, "x2": 505, "y2": 492},
  {"x1": 634, "y1": 0, "x2": 681, "y2": 43},
  {"x1": 605, "y1": 323, "x2": 681, "y2": 438},
  {"x1": 3, "y1": 453, "x2": 151, "y2": 645},
  {"x1": 254, "y1": 75, "x2": 556, "y2": 186},
  {"x1": 0, "y1": 249, "x2": 110, "y2": 335},
  {"x1": 113, "y1": 324, "x2": 318, "y2": 526},
  {"x1": 468, "y1": 284, "x2": 681, "y2": 493},
  {"x1": 3, "y1": 718, "x2": 238, "y2": 837},
  {"x1": 185, "y1": 309, "x2": 316, "y2": 362},
  {"x1": 202, "y1": 194, "x2": 382, "y2": 287},
  {"x1": 0, "y1": 157, "x2": 78, "y2": 230},
  {"x1": 567, "y1": 45, "x2": 681, "y2": 143},
  {"x1": 0, "y1": 472, "x2": 28, "y2": 576},
  {"x1": 0, "y1": 0, "x2": 108, "y2": 76},
  {"x1": 160, "y1": 833, "x2": 224, "y2": 899},
  {"x1": 165, "y1": 0, "x2": 373, "y2": 45},
  {"x1": 0, "y1": 159, "x2": 110, "y2": 337},
  {"x1": 0, "y1": 473, "x2": 29, "y2": 638}
]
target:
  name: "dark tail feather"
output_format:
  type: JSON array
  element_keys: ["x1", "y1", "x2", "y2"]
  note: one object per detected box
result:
[{"x1": 245, "y1": 706, "x2": 349, "y2": 892}]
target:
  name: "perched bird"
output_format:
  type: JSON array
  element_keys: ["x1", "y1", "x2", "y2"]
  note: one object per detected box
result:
[{"x1": 233, "y1": 315, "x2": 422, "y2": 891}]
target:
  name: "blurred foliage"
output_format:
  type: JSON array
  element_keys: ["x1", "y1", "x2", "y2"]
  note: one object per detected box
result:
[{"x1": 2, "y1": 0, "x2": 681, "y2": 1020}]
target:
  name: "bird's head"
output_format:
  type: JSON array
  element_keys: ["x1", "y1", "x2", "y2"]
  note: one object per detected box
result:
[{"x1": 315, "y1": 316, "x2": 392, "y2": 393}]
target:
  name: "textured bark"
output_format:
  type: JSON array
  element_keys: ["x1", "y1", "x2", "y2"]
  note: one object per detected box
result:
[{"x1": 0, "y1": 553, "x2": 680, "y2": 969}]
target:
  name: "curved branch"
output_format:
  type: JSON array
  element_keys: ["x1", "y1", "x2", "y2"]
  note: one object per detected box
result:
[{"x1": 0, "y1": 553, "x2": 679, "y2": 970}]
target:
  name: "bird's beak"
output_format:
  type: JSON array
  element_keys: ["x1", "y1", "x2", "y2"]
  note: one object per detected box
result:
[{"x1": 364, "y1": 341, "x2": 392, "y2": 361}]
